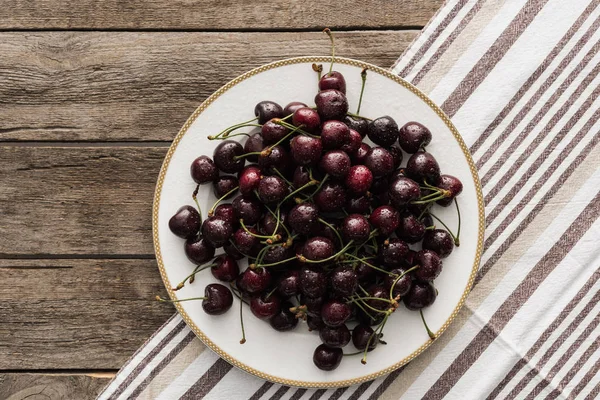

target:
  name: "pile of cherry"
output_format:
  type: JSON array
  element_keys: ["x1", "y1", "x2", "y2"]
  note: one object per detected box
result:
[{"x1": 164, "y1": 39, "x2": 463, "y2": 372}]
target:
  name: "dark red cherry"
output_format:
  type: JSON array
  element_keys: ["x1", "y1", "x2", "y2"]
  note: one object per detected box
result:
[
  {"x1": 384, "y1": 268, "x2": 412, "y2": 298},
  {"x1": 169, "y1": 205, "x2": 201, "y2": 239},
  {"x1": 202, "y1": 283, "x2": 234, "y2": 315},
  {"x1": 398, "y1": 121, "x2": 432, "y2": 154},
  {"x1": 344, "y1": 116, "x2": 369, "y2": 137},
  {"x1": 201, "y1": 216, "x2": 233, "y2": 247},
  {"x1": 299, "y1": 266, "x2": 328, "y2": 298},
  {"x1": 232, "y1": 227, "x2": 261, "y2": 256},
  {"x1": 288, "y1": 203, "x2": 319, "y2": 235},
  {"x1": 213, "y1": 175, "x2": 238, "y2": 199},
  {"x1": 403, "y1": 281, "x2": 437, "y2": 310},
  {"x1": 406, "y1": 151, "x2": 441, "y2": 185},
  {"x1": 262, "y1": 244, "x2": 294, "y2": 270},
  {"x1": 313, "y1": 344, "x2": 343, "y2": 371},
  {"x1": 414, "y1": 249, "x2": 443, "y2": 281},
  {"x1": 190, "y1": 155, "x2": 219, "y2": 184},
  {"x1": 369, "y1": 205, "x2": 400, "y2": 236},
  {"x1": 223, "y1": 241, "x2": 244, "y2": 260},
  {"x1": 436, "y1": 174, "x2": 463, "y2": 206},
  {"x1": 292, "y1": 165, "x2": 312, "y2": 189},
  {"x1": 232, "y1": 195, "x2": 262, "y2": 225},
  {"x1": 302, "y1": 237, "x2": 335, "y2": 261},
  {"x1": 302, "y1": 294, "x2": 326, "y2": 317},
  {"x1": 341, "y1": 214, "x2": 370, "y2": 242},
  {"x1": 258, "y1": 145, "x2": 289, "y2": 174},
  {"x1": 352, "y1": 324, "x2": 377, "y2": 351},
  {"x1": 421, "y1": 213, "x2": 434, "y2": 228},
  {"x1": 319, "y1": 150, "x2": 351, "y2": 179},
  {"x1": 315, "y1": 89, "x2": 349, "y2": 121},
  {"x1": 261, "y1": 119, "x2": 289, "y2": 145},
  {"x1": 213, "y1": 204, "x2": 236, "y2": 226},
  {"x1": 422, "y1": 229, "x2": 454, "y2": 258},
  {"x1": 238, "y1": 165, "x2": 262, "y2": 196},
  {"x1": 283, "y1": 101, "x2": 308, "y2": 116},
  {"x1": 367, "y1": 116, "x2": 399, "y2": 147},
  {"x1": 379, "y1": 238, "x2": 409, "y2": 267},
  {"x1": 396, "y1": 212, "x2": 426, "y2": 243},
  {"x1": 319, "y1": 71, "x2": 346, "y2": 93},
  {"x1": 321, "y1": 300, "x2": 351, "y2": 327},
  {"x1": 366, "y1": 285, "x2": 389, "y2": 312},
  {"x1": 341, "y1": 128, "x2": 362, "y2": 154},
  {"x1": 210, "y1": 255, "x2": 240, "y2": 282},
  {"x1": 364, "y1": 147, "x2": 394, "y2": 178},
  {"x1": 277, "y1": 269, "x2": 300, "y2": 298},
  {"x1": 314, "y1": 182, "x2": 346, "y2": 212},
  {"x1": 346, "y1": 195, "x2": 371, "y2": 214},
  {"x1": 184, "y1": 236, "x2": 216, "y2": 264},
  {"x1": 389, "y1": 146, "x2": 403, "y2": 169},
  {"x1": 290, "y1": 135, "x2": 322, "y2": 166},
  {"x1": 250, "y1": 293, "x2": 281, "y2": 320},
  {"x1": 254, "y1": 101, "x2": 283, "y2": 124},
  {"x1": 240, "y1": 267, "x2": 272, "y2": 294},
  {"x1": 351, "y1": 142, "x2": 371, "y2": 164},
  {"x1": 258, "y1": 211, "x2": 287, "y2": 237},
  {"x1": 244, "y1": 133, "x2": 264, "y2": 163},
  {"x1": 388, "y1": 177, "x2": 421, "y2": 208},
  {"x1": 319, "y1": 324, "x2": 351, "y2": 348},
  {"x1": 307, "y1": 315, "x2": 326, "y2": 331},
  {"x1": 213, "y1": 140, "x2": 245, "y2": 173},
  {"x1": 320, "y1": 120, "x2": 350, "y2": 150},
  {"x1": 258, "y1": 175, "x2": 289, "y2": 204},
  {"x1": 345, "y1": 165, "x2": 373, "y2": 195},
  {"x1": 270, "y1": 302, "x2": 298, "y2": 331},
  {"x1": 355, "y1": 257, "x2": 376, "y2": 283},
  {"x1": 330, "y1": 266, "x2": 358, "y2": 298},
  {"x1": 292, "y1": 107, "x2": 321, "y2": 133}
]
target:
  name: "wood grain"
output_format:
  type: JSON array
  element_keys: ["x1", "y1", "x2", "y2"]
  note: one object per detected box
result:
[
  {"x1": 0, "y1": 259, "x2": 173, "y2": 369},
  {"x1": 0, "y1": 0, "x2": 440, "y2": 30},
  {"x1": 0, "y1": 373, "x2": 110, "y2": 400},
  {"x1": 0, "y1": 31, "x2": 417, "y2": 142}
]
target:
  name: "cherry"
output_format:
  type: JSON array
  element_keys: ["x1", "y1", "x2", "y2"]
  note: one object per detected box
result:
[
  {"x1": 270, "y1": 302, "x2": 298, "y2": 331},
  {"x1": 352, "y1": 324, "x2": 377, "y2": 351},
  {"x1": 320, "y1": 120, "x2": 350, "y2": 150},
  {"x1": 258, "y1": 145, "x2": 289, "y2": 174},
  {"x1": 379, "y1": 238, "x2": 409, "y2": 267},
  {"x1": 355, "y1": 256, "x2": 376, "y2": 283},
  {"x1": 190, "y1": 155, "x2": 219, "y2": 184},
  {"x1": 302, "y1": 294, "x2": 326, "y2": 317},
  {"x1": 313, "y1": 344, "x2": 342, "y2": 371},
  {"x1": 213, "y1": 204, "x2": 236, "y2": 226},
  {"x1": 290, "y1": 135, "x2": 323, "y2": 166},
  {"x1": 292, "y1": 107, "x2": 321, "y2": 133},
  {"x1": 414, "y1": 249, "x2": 442, "y2": 281},
  {"x1": 436, "y1": 174, "x2": 463, "y2": 206},
  {"x1": 388, "y1": 177, "x2": 421, "y2": 208},
  {"x1": 319, "y1": 150, "x2": 351, "y2": 179},
  {"x1": 258, "y1": 175, "x2": 289, "y2": 204},
  {"x1": 261, "y1": 119, "x2": 289, "y2": 145},
  {"x1": 321, "y1": 300, "x2": 351, "y2": 327},
  {"x1": 312, "y1": 219, "x2": 340, "y2": 243},
  {"x1": 421, "y1": 213, "x2": 434, "y2": 228},
  {"x1": 364, "y1": 147, "x2": 394, "y2": 178},
  {"x1": 277, "y1": 269, "x2": 300, "y2": 298},
  {"x1": 184, "y1": 236, "x2": 215, "y2": 264},
  {"x1": 213, "y1": 140, "x2": 245, "y2": 173},
  {"x1": 319, "y1": 71, "x2": 346, "y2": 93},
  {"x1": 169, "y1": 205, "x2": 201, "y2": 239},
  {"x1": 403, "y1": 281, "x2": 436, "y2": 310},
  {"x1": 302, "y1": 237, "x2": 335, "y2": 261},
  {"x1": 224, "y1": 241, "x2": 244, "y2": 260},
  {"x1": 244, "y1": 133, "x2": 264, "y2": 163},
  {"x1": 238, "y1": 165, "x2": 262, "y2": 196},
  {"x1": 202, "y1": 283, "x2": 234, "y2": 315},
  {"x1": 254, "y1": 100, "x2": 283, "y2": 124},
  {"x1": 283, "y1": 101, "x2": 307, "y2": 116},
  {"x1": 423, "y1": 229, "x2": 454, "y2": 258},
  {"x1": 369, "y1": 205, "x2": 400, "y2": 236},
  {"x1": 406, "y1": 151, "x2": 441, "y2": 185},
  {"x1": 351, "y1": 142, "x2": 371, "y2": 165},
  {"x1": 315, "y1": 89, "x2": 349, "y2": 121},
  {"x1": 341, "y1": 214, "x2": 370, "y2": 242},
  {"x1": 250, "y1": 293, "x2": 282, "y2": 320},
  {"x1": 341, "y1": 128, "x2": 362, "y2": 154},
  {"x1": 201, "y1": 216, "x2": 234, "y2": 247},
  {"x1": 307, "y1": 315, "x2": 326, "y2": 331},
  {"x1": 396, "y1": 212, "x2": 426, "y2": 243},
  {"x1": 292, "y1": 165, "x2": 312, "y2": 189},
  {"x1": 398, "y1": 121, "x2": 432, "y2": 154},
  {"x1": 330, "y1": 266, "x2": 358, "y2": 298},
  {"x1": 262, "y1": 244, "x2": 294, "y2": 269},
  {"x1": 213, "y1": 175, "x2": 238, "y2": 199},
  {"x1": 314, "y1": 182, "x2": 346, "y2": 212},
  {"x1": 259, "y1": 211, "x2": 287, "y2": 237},
  {"x1": 211, "y1": 255, "x2": 240, "y2": 282},
  {"x1": 232, "y1": 195, "x2": 262, "y2": 225},
  {"x1": 240, "y1": 267, "x2": 272, "y2": 294},
  {"x1": 319, "y1": 324, "x2": 351, "y2": 348},
  {"x1": 346, "y1": 195, "x2": 370, "y2": 214},
  {"x1": 344, "y1": 116, "x2": 368, "y2": 137},
  {"x1": 389, "y1": 146, "x2": 403, "y2": 170},
  {"x1": 288, "y1": 203, "x2": 319, "y2": 235},
  {"x1": 300, "y1": 266, "x2": 328, "y2": 298},
  {"x1": 384, "y1": 268, "x2": 412, "y2": 298},
  {"x1": 232, "y1": 227, "x2": 261, "y2": 256},
  {"x1": 367, "y1": 116, "x2": 399, "y2": 147},
  {"x1": 366, "y1": 285, "x2": 390, "y2": 311},
  {"x1": 345, "y1": 165, "x2": 373, "y2": 195}
]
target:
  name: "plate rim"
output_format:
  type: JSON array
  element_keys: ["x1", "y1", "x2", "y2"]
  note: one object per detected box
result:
[{"x1": 152, "y1": 56, "x2": 485, "y2": 388}]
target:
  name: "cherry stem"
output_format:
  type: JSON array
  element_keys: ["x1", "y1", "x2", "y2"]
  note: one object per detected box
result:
[
  {"x1": 265, "y1": 286, "x2": 278, "y2": 300},
  {"x1": 309, "y1": 174, "x2": 329, "y2": 198},
  {"x1": 192, "y1": 184, "x2": 203, "y2": 223},
  {"x1": 362, "y1": 313, "x2": 390, "y2": 364},
  {"x1": 350, "y1": 297, "x2": 377, "y2": 321},
  {"x1": 281, "y1": 113, "x2": 293, "y2": 122},
  {"x1": 411, "y1": 193, "x2": 449, "y2": 205},
  {"x1": 274, "y1": 120, "x2": 320, "y2": 138},
  {"x1": 420, "y1": 309, "x2": 436, "y2": 340},
  {"x1": 230, "y1": 284, "x2": 250, "y2": 305},
  {"x1": 345, "y1": 253, "x2": 393, "y2": 276},
  {"x1": 272, "y1": 168, "x2": 293, "y2": 186},
  {"x1": 268, "y1": 122, "x2": 302, "y2": 150},
  {"x1": 239, "y1": 291, "x2": 247, "y2": 344},
  {"x1": 318, "y1": 218, "x2": 343, "y2": 246},
  {"x1": 343, "y1": 350, "x2": 365, "y2": 356},
  {"x1": 240, "y1": 218, "x2": 279, "y2": 241},
  {"x1": 156, "y1": 295, "x2": 206, "y2": 303},
  {"x1": 209, "y1": 118, "x2": 260, "y2": 139},
  {"x1": 254, "y1": 256, "x2": 298, "y2": 269},
  {"x1": 357, "y1": 68, "x2": 367, "y2": 114},
  {"x1": 233, "y1": 152, "x2": 261, "y2": 161},
  {"x1": 347, "y1": 297, "x2": 390, "y2": 315},
  {"x1": 454, "y1": 198, "x2": 461, "y2": 246},
  {"x1": 346, "y1": 112, "x2": 372, "y2": 121},
  {"x1": 300, "y1": 240, "x2": 354, "y2": 264},
  {"x1": 209, "y1": 132, "x2": 251, "y2": 140},
  {"x1": 265, "y1": 205, "x2": 291, "y2": 240},
  {"x1": 428, "y1": 211, "x2": 460, "y2": 246},
  {"x1": 228, "y1": 239, "x2": 254, "y2": 260},
  {"x1": 323, "y1": 28, "x2": 335, "y2": 74},
  {"x1": 173, "y1": 263, "x2": 216, "y2": 291},
  {"x1": 312, "y1": 63, "x2": 323, "y2": 81},
  {"x1": 279, "y1": 179, "x2": 319, "y2": 207},
  {"x1": 208, "y1": 186, "x2": 239, "y2": 216},
  {"x1": 418, "y1": 204, "x2": 432, "y2": 220},
  {"x1": 418, "y1": 188, "x2": 447, "y2": 200},
  {"x1": 388, "y1": 265, "x2": 420, "y2": 300},
  {"x1": 349, "y1": 295, "x2": 395, "y2": 304}
]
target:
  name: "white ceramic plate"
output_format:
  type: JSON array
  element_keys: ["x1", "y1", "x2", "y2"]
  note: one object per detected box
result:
[{"x1": 153, "y1": 57, "x2": 484, "y2": 388}]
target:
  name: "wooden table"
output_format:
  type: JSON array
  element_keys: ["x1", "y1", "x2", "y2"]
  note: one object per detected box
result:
[{"x1": 0, "y1": 1, "x2": 439, "y2": 398}]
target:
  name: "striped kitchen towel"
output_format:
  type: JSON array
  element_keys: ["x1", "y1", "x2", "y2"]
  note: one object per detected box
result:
[{"x1": 99, "y1": 0, "x2": 600, "y2": 398}]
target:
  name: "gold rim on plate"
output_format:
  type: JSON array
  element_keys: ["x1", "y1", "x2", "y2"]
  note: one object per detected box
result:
[{"x1": 152, "y1": 56, "x2": 485, "y2": 388}]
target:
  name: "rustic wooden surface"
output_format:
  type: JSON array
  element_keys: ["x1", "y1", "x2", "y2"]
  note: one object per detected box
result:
[{"x1": 0, "y1": 1, "x2": 437, "y2": 397}]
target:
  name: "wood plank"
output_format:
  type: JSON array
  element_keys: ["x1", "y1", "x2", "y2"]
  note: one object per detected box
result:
[
  {"x1": 0, "y1": 373, "x2": 110, "y2": 400},
  {"x1": 0, "y1": 0, "x2": 440, "y2": 30},
  {"x1": 0, "y1": 259, "x2": 173, "y2": 369},
  {"x1": 0, "y1": 31, "x2": 417, "y2": 142},
  {"x1": 0, "y1": 147, "x2": 165, "y2": 256}
]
